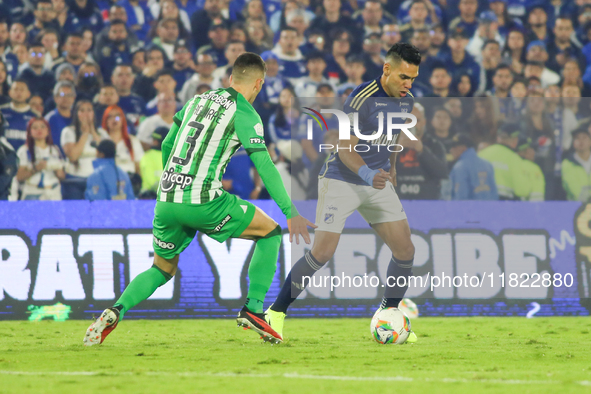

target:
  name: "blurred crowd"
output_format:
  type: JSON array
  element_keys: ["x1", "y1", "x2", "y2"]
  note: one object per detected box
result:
[{"x1": 0, "y1": 0, "x2": 590, "y2": 202}]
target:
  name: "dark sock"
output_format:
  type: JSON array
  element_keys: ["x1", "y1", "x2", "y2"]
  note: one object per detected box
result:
[
  {"x1": 272, "y1": 251, "x2": 324, "y2": 313},
  {"x1": 381, "y1": 256, "x2": 413, "y2": 309}
]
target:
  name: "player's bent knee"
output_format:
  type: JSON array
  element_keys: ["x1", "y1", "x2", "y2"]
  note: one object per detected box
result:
[
  {"x1": 260, "y1": 225, "x2": 282, "y2": 241},
  {"x1": 154, "y1": 253, "x2": 179, "y2": 276}
]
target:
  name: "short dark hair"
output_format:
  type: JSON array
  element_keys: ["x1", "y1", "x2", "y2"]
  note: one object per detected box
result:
[
  {"x1": 306, "y1": 50, "x2": 326, "y2": 63},
  {"x1": 155, "y1": 68, "x2": 175, "y2": 80},
  {"x1": 109, "y1": 19, "x2": 127, "y2": 28},
  {"x1": 37, "y1": 0, "x2": 52, "y2": 7},
  {"x1": 232, "y1": 52, "x2": 266, "y2": 82},
  {"x1": 280, "y1": 26, "x2": 298, "y2": 34},
  {"x1": 346, "y1": 54, "x2": 365, "y2": 65},
  {"x1": 430, "y1": 63, "x2": 449, "y2": 76},
  {"x1": 386, "y1": 43, "x2": 421, "y2": 66},
  {"x1": 66, "y1": 31, "x2": 84, "y2": 40},
  {"x1": 482, "y1": 39, "x2": 500, "y2": 50},
  {"x1": 495, "y1": 64, "x2": 512, "y2": 74}
]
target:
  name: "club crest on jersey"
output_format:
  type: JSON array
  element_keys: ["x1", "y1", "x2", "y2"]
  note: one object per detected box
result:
[
  {"x1": 254, "y1": 123, "x2": 264, "y2": 136},
  {"x1": 324, "y1": 213, "x2": 334, "y2": 224},
  {"x1": 160, "y1": 168, "x2": 194, "y2": 192}
]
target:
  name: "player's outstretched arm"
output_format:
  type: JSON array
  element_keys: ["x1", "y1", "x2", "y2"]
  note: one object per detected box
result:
[
  {"x1": 248, "y1": 150, "x2": 316, "y2": 244},
  {"x1": 339, "y1": 134, "x2": 392, "y2": 189}
]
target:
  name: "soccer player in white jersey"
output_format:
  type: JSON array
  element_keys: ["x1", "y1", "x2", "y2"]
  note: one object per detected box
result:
[{"x1": 266, "y1": 43, "x2": 421, "y2": 342}]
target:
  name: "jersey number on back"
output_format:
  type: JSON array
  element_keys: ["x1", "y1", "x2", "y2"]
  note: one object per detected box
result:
[{"x1": 172, "y1": 121, "x2": 204, "y2": 166}]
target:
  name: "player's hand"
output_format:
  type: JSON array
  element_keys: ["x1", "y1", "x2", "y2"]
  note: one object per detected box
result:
[
  {"x1": 287, "y1": 215, "x2": 317, "y2": 245},
  {"x1": 373, "y1": 169, "x2": 392, "y2": 189}
]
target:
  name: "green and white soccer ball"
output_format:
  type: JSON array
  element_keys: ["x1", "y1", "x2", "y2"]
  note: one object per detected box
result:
[{"x1": 370, "y1": 307, "x2": 412, "y2": 345}]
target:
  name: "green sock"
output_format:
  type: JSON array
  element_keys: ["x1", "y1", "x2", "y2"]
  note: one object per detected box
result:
[
  {"x1": 245, "y1": 226, "x2": 282, "y2": 313},
  {"x1": 114, "y1": 264, "x2": 172, "y2": 318}
]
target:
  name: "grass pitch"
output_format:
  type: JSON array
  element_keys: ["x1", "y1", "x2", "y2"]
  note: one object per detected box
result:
[{"x1": 0, "y1": 317, "x2": 590, "y2": 394}]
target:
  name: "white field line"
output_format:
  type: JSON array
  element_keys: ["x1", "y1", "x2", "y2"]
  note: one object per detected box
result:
[{"x1": 0, "y1": 370, "x2": 588, "y2": 386}]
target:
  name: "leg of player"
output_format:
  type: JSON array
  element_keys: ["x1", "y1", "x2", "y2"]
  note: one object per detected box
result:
[
  {"x1": 83, "y1": 254, "x2": 178, "y2": 346},
  {"x1": 266, "y1": 230, "x2": 341, "y2": 339},
  {"x1": 372, "y1": 219, "x2": 415, "y2": 308},
  {"x1": 234, "y1": 206, "x2": 285, "y2": 343}
]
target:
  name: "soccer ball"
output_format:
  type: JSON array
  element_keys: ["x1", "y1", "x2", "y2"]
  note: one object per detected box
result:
[
  {"x1": 398, "y1": 298, "x2": 419, "y2": 319},
  {"x1": 370, "y1": 307, "x2": 411, "y2": 345}
]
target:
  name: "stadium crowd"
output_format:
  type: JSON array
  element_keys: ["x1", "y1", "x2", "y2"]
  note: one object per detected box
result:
[{"x1": 0, "y1": 0, "x2": 590, "y2": 202}]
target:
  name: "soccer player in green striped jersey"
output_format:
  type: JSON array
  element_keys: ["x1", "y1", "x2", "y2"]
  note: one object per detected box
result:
[{"x1": 84, "y1": 53, "x2": 315, "y2": 346}]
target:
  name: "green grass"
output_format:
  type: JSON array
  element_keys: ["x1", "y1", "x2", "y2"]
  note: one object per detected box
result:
[{"x1": 1, "y1": 317, "x2": 590, "y2": 394}]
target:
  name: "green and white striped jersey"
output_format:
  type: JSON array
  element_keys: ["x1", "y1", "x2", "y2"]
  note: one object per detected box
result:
[{"x1": 157, "y1": 87, "x2": 268, "y2": 204}]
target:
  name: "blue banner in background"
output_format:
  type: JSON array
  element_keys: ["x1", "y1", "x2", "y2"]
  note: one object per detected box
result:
[{"x1": 0, "y1": 201, "x2": 590, "y2": 320}]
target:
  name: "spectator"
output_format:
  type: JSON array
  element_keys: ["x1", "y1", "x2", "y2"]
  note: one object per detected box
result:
[
  {"x1": 428, "y1": 65, "x2": 452, "y2": 97},
  {"x1": 381, "y1": 24, "x2": 401, "y2": 55},
  {"x1": 191, "y1": 0, "x2": 226, "y2": 51},
  {"x1": 0, "y1": 20, "x2": 20, "y2": 83},
  {"x1": 180, "y1": 53, "x2": 219, "y2": 103},
  {"x1": 477, "y1": 40, "x2": 503, "y2": 94},
  {"x1": 0, "y1": 60, "x2": 10, "y2": 106},
  {"x1": 466, "y1": 95, "x2": 498, "y2": 147},
  {"x1": 65, "y1": 0, "x2": 104, "y2": 34},
  {"x1": 11, "y1": 44, "x2": 29, "y2": 71},
  {"x1": 560, "y1": 84, "x2": 583, "y2": 152},
  {"x1": 489, "y1": 64, "x2": 513, "y2": 98},
  {"x1": 448, "y1": 133, "x2": 498, "y2": 200},
  {"x1": 28, "y1": 0, "x2": 60, "y2": 43},
  {"x1": 139, "y1": 126, "x2": 166, "y2": 193},
  {"x1": 450, "y1": 72, "x2": 473, "y2": 97},
  {"x1": 54, "y1": 63, "x2": 76, "y2": 85},
  {"x1": 428, "y1": 106, "x2": 455, "y2": 152},
  {"x1": 85, "y1": 139, "x2": 135, "y2": 200},
  {"x1": 285, "y1": 9, "x2": 310, "y2": 41},
  {"x1": 197, "y1": 22, "x2": 230, "y2": 68},
  {"x1": 427, "y1": 23, "x2": 446, "y2": 58},
  {"x1": 171, "y1": 42, "x2": 194, "y2": 94},
  {"x1": 562, "y1": 126, "x2": 591, "y2": 201},
  {"x1": 245, "y1": 17, "x2": 273, "y2": 54},
  {"x1": 93, "y1": 84, "x2": 119, "y2": 128},
  {"x1": 9, "y1": 23, "x2": 27, "y2": 47},
  {"x1": 16, "y1": 117, "x2": 65, "y2": 200},
  {"x1": 324, "y1": 28, "x2": 352, "y2": 85},
  {"x1": 444, "y1": 97, "x2": 466, "y2": 133},
  {"x1": 361, "y1": 32, "x2": 384, "y2": 81},
  {"x1": 0, "y1": 79, "x2": 37, "y2": 150},
  {"x1": 17, "y1": 42, "x2": 55, "y2": 101},
  {"x1": 144, "y1": 69, "x2": 179, "y2": 116},
  {"x1": 274, "y1": 139, "x2": 309, "y2": 200},
  {"x1": 502, "y1": 28, "x2": 526, "y2": 75},
  {"x1": 150, "y1": 0, "x2": 191, "y2": 40},
  {"x1": 270, "y1": 27, "x2": 306, "y2": 85},
  {"x1": 478, "y1": 123, "x2": 529, "y2": 200},
  {"x1": 117, "y1": 0, "x2": 153, "y2": 43},
  {"x1": 546, "y1": 17, "x2": 585, "y2": 74},
  {"x1": 516, "y1": 134, "x2": 545, "y2": 201},
  {"x1": 268, "y1": 87, "x2": 299, "y2": 144},
  {"x1": 396, "y1": 103, "x2": 448, "y2": 200},
  {"x1": 94, "y1": 5, "x2": 140, "y2": 51},
  {"x1": 309, "y1": 0, "x2": 360, "y2": 48},
  {"x1": 29, "y1": 94, "x2": 44, "y2": 115},
  {"x1": 0, "y1": 112, "x2": 17, "y2": 200},
  {"x1": 441, "y1": 27, "x2": 481, "y2": 96},
  {"x1": 525, "y1": 3, "x2": 551, "y2": 43},
  {"x1": 44, "y1": 81, "x2": 75, "y2": 149},
  {"x1": 488, "y1": 0, "x2": 523, "y2": 40},
  {"x1": 221, "y1": 146, "x2": 263, "y2": 199},
  {"x1": 52, "y1": 0, "x2": 69, "y2": 31},
  {"x1": 39, "y1": 29, "x2": 61, "y2": 69},
  {"x1": 399, "y1": 0, "x2": 431, "y2": 43},
  {"x1": 410, "y1": 28, "x2": 436, "y2": 87},
  {"x1": 101, "y1": 104, "x2": 144, "y2": 175},
  {"x1": 449, "y1": 0, "x2": 479, "y2": 38},
  {"x1": 524, "y1": 41, "x2": 560, "y2": 87},
  {"x1": 76, "y1": 62, "x2": 102, "y2": 101},
  {"x1": 563, "y1": 59, "x2": 591, "y2": 97},
  {"x1": 132, "y1": 46, "x2": 165, "y2": 102},
  {"x1": 61, "y1": 100, "x2": 107, "y2": 199},
  {"x1": 112, "y1": 64, "x2": 145, "y2": 130},
  {"x1": 130, "y1": 48, "x2": 145, "y2": 74},
  {"x1": 94, "y1": 19, "x2": 133, "y2": 81},
  {"x1": 52, "y1": 32, "x2": 86, "y2": 75},
  {"x1": 294, "y1": 51, "x2": 330, "y2": 97},
  {"x1": 151, "y1": 18, "x2": 181, "y2": 61},
  {"x1": 138, "y1": 91, "x2": 175, "y2": 150},
  {"x1": 466, "y1": 11, "x2": 504, "y2": 62},
  {"x1": 212, "y1": 40, "x2": 246, "y2": 82},
  {"x1": 355, "y1": 0, "x2": 393, "y2": 37},
  {"x1": 520, "y1": 92, "x2": 556, "y2": 198},
  {"x1": 254, "y1": 51, "x2": 290, "y2": 119},
  {"x1": 339, "y1": 55, "x2": 365, "y2": 91}
]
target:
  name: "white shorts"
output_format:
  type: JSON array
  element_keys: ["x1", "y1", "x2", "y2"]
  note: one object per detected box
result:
[{"x1": 315, "y1": 177, "x2": 407, "y2": 233}]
